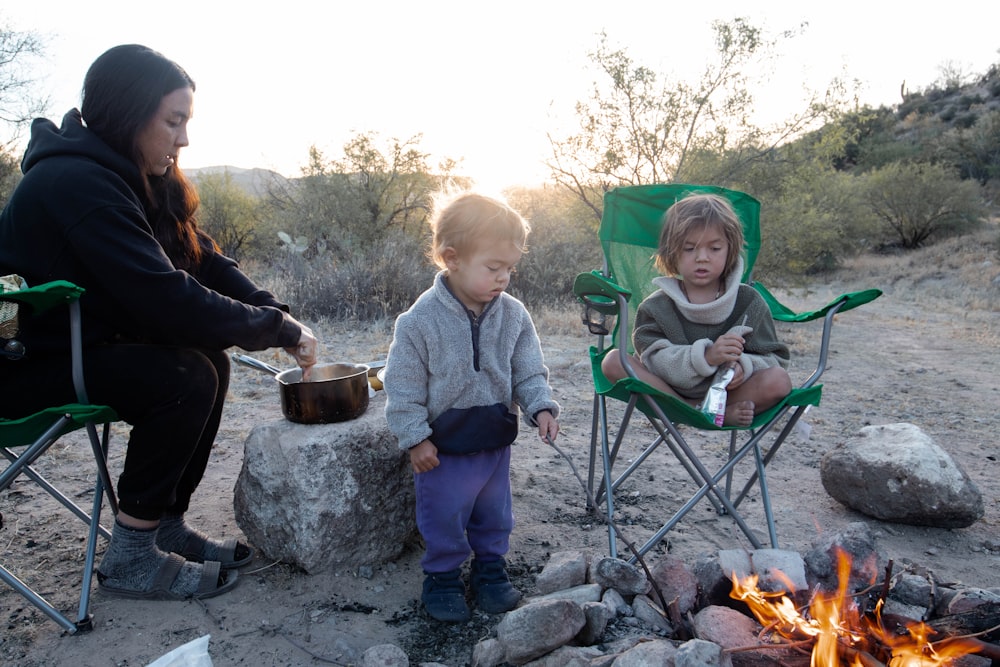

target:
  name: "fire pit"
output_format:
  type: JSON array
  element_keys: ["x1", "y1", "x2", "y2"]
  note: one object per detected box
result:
[
  {"x1": 730, "y1": 549, "x2": 998, "y2": 666},
  {"x1": 465, "y1": 525, "x2": 1000, "y2": 667}
]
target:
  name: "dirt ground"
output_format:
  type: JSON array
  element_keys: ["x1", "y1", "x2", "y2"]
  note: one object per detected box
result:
[{"x1": 2, "y1": 254, "x2": 999, "y2": 666}]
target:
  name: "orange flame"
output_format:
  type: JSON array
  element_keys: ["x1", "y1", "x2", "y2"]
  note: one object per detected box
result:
[{"x1": 729, "y1": 550, "x2": 978, "y2": 667}]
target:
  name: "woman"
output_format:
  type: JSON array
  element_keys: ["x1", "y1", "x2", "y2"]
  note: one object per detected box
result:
[{"x1": 0, "y1": 44, "x2": 318, "y2": 599}]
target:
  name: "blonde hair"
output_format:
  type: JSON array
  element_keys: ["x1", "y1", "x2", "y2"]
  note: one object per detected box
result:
[
  {"x1": 654, "y1": 193, "x2": 745, "y2": 282},
  {"x1": 427, "y1": 190, "x2": 530, "y2": 270}
]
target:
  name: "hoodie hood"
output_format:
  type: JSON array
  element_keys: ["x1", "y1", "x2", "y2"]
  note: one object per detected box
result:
[
  {"x1": 22, "y1": 109, "x2": 144, "y2": 196},
  {"x1": 651, "y1": 256, "x2": 745, "y2": 326}
]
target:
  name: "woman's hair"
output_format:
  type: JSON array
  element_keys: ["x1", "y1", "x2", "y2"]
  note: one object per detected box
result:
[
  {"x1": 81, "y1": 44, "x2": 211, "y2": 270},
  {"x1": 654, "y1": 193, "x2": 745, "y2": 282},
  {"x1": 427, "y1": 190, "x2": 530, "y2": 270}
]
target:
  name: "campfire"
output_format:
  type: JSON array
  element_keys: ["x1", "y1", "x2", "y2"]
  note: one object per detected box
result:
[{"x1": 729, "y1": 549, "x2": 994, "y2": 666}]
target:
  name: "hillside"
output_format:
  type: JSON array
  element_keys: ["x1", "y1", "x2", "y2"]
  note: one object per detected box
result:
[{"x1": 186, "y1": 165, "x2": 289, "y2": 196}]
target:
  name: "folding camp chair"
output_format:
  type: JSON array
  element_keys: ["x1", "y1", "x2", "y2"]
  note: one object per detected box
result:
[
  {"x1": 0, "y1": 279, "x2": 119, "y2": 634},
  {"x1": 573, "y1": 184, "x2": 881, "y2": 561}
]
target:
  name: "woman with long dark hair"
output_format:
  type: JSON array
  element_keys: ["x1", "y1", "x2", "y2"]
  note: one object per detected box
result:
[{"x1": 0, "y1": 44, "x2": 318, "y2": 599}]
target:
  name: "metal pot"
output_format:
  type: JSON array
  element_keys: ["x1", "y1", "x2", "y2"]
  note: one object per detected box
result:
[{"x1": 231, "y1": 353, "x2": 369, "y2": 424}]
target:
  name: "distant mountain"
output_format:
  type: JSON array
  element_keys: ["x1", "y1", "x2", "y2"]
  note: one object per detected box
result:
[{"x1": 186, "y1": 166, "x2": 290, "y2": 196}]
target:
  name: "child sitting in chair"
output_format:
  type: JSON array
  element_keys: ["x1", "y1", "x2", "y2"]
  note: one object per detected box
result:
[{"x1": 601, "y1": 192, "x2": 792, "y2": 426}]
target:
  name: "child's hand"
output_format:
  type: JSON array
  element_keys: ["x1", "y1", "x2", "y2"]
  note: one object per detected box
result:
[
  {"x1": 409, "y1": 439, "x2": 440, "y2": 474},
  {"x1": 536, "y1": 410, "x2": 559, "y2": 444},
  {"x1": 726, "y1": 363, "x2": 746, "y2": 389},
  {"x1": 708, "y1": 332, "x2": 745, "y2": 367}
]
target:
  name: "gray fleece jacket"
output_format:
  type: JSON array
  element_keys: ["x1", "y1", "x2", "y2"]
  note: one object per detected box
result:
[
  {"x1": 383, "y1": 271, "x2": 560, "y2": 454},
  {"x1": 633, "y1": 258, "x2": 789, "y2": 400}
]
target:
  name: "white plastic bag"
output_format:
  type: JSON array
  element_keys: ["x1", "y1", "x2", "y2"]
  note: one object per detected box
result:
[
  {"x1": 700, "y1": 364, "x2": 735, "y2": 426},
  {"x1": 146, "y1": 634, "x2": 212, "y2": 667}
]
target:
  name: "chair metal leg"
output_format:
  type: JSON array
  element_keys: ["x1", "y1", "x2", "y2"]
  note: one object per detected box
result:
[
  {"x1": 586, "y1": 394, "x2": 600, "y2": 511},
  {"x1": 2, "y1": 447, "x2": 112, "y2": 542},
  {"x1": 732, "y1": 405, "x2": 800, "y2": 508},
  {"x1": 0, "y1": 564, "x2": 82, "y2": 634},
  {"x1": 752, "y1": 440, "x2": 778, "y2": 548},
  {"x1": 85, "y1": 421, "x2": 118, "y2": 516},
  {"x1": 74, "y1": 471, "x2": 105, "y2": 633},
  {"x1": 596, "y1": 395, "x2": 618, "y2": 558},
  {"x1": 1, "y1": 416, "x2": 116, "y2": 634},
  {"x1": 629, "y1": 430, "x2": 773, "y2": 561},
  {"x1": 0, "y1": 415, "x2": 74, "y2": 488}
]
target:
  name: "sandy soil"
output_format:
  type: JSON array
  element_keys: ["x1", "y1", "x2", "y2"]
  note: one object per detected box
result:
[{"x1": 2, "y1": 267, "x2": 998, "y2": 666}]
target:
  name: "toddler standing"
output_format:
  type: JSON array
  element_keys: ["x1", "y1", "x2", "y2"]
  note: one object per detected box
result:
[{"x1": 384, "y1": 191, "x2": 560, "y2": 622}]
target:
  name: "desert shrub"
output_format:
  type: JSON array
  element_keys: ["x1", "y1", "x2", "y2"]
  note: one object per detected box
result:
[
  {"x1": 259, "y1": 229, "x2": 433, "y2": 321},
  {"x1": 510, "y1": 237, "x2": 600, "y2": 309},
  {"x1": 954, "y1": 112, "x2": 978, "y2": 130},
  {"x1": 861, "y1": 162, "x2": 987, "y2": 248},
  {"x1": 752, "y1": 168, "x2": 877, "y2": 279},
  {"x1": 504, "y1": 184, "x2": 603, "y2": 308}
]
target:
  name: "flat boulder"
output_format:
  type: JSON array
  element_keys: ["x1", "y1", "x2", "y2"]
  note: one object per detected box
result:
[
  {"x1": 233, "y1": 393, "x2": 417, "y2": 572},
  {"x1": 820, "y1": 423, "x2": 983, "y2": 528}
]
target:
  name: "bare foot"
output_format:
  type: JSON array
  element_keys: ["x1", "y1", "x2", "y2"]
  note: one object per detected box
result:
[{"x1": 723, "y1": 400, "x2": 755, "y2": 427}]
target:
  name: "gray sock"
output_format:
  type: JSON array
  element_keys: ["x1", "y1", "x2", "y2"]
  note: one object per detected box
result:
[
  {"x1": 157, "y1": 514, "x2": 246, "y2": 563},
  {"x1": 98, "y1": 519, "x2": 205, "y2": 595},
  {"x1": 156, "y1": 514, "x2": 217, "y2": 560}
]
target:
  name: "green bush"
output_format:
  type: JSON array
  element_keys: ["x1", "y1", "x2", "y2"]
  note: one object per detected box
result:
[{"x1": 861, "y1": 162, "x2": 987, "y2": 248}]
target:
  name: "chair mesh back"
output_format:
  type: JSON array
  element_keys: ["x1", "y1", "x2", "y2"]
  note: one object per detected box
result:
[{"x1": 599, "y1": 185, "x2": 761, "y2": 352}]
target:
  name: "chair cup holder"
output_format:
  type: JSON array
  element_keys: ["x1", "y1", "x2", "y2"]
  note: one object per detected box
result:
[{"x1": 581, "y1": 304, "x2": 614, "y2": 336}]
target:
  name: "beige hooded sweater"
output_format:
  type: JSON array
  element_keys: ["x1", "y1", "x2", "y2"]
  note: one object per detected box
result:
[{"x1": 632, "y1": 259, "x2": 789, "y2": 399}]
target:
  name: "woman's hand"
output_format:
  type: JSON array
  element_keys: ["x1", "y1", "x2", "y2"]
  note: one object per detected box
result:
[
  {"x1": 708, "y1": 332, "x2": 745, "y2": 367},
  {"x1": 285, "y1": 324, "x2": 318, "y2": 379},
  {"x1": 409, "y1": 439, "x2": 440, "y2": 473}
]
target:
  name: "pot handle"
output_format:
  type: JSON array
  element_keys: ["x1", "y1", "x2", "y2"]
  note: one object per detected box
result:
[{"x1": 231, "y1": 352, "x2": 282, "y2": 376}]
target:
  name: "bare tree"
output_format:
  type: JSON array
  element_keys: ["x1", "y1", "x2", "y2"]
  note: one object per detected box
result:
[
  {"x1": 264, "y1": 133, "x2": 466, "y2": 260},
  {"x1": 546, "y1": 19, "x2": 843, "y2": 221},
  {"x1": 0, "y1": 17, "x2": 48, "y2": 144}
]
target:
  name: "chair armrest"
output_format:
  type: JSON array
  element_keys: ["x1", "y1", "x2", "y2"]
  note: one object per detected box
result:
[
  {"x1": 753, "y1": 282, "x2": 882, "y2": 323},
  {"x1": 573, "y1": 271, "x2": 631, "y2": 315},
  {"x1": 0, "y1": 280, "x2": 85, "y2": 315}
]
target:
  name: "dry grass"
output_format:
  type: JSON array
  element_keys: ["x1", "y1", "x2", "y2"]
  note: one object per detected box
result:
[
  {"x1": 834, "y1": 223, "x2": 1000, "y2": 313},
  {"x1": 299, "y1": 225, "x2": 1000, "y2": 363}
]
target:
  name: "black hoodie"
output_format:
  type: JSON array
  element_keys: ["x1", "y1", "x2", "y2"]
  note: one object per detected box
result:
[{"x1": 0, "y1": 110, "x2": 301, "y2": 355}]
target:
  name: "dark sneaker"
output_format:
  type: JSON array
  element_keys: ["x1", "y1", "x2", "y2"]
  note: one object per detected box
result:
[
  {"x1": 421, "y1": 569, "x2": 470, "y2": 623},
  {"x1": 471, "y1": 558, "x2": 522, "y2": 614}
]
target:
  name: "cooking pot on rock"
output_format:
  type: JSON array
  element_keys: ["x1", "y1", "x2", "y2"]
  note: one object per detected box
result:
[{"x1": 232, "y1": 353, "x2": 369, "y2": 424}]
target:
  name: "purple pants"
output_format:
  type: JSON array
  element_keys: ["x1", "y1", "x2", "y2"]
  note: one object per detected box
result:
[{"x1": 413, "y1": 446, "x2": 513, "y2": 573}]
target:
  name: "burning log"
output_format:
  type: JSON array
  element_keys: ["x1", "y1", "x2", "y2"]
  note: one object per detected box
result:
[
  {"x1": 727, "y1": 548, "x2": 994, "y2": 667},
  {"x1": 926, "y1": 602, "x2": 1000, "y2": 638}
]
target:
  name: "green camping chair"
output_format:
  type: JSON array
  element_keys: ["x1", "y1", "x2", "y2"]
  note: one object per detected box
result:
[
  {"x1": 573, "y1": 184, "x2": 881, "y2": 561},
  {"x1": 0, "y1": 279, "x2": 119, "y2": 634}
]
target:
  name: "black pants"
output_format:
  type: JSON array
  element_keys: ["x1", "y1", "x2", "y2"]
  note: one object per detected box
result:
[{"x1": 2, "y1": 344, "x2": 229, "y2": 521}]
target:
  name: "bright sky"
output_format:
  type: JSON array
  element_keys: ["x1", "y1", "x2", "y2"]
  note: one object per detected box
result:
[{"x1": 4, "y1": 1, "x2": 999, "y2": 191}]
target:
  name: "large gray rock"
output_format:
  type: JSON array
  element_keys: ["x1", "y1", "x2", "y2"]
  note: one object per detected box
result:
[
  {"x1": 590, "y1": 557, "x2": 650, "y2": 596},
  {"x1": 534, "y1": 550, "x2": 589, "y2": 595},
  {"x1": 496, "y1": 599, "x2": 586, "y2": 665},
  {"x1": 233, "y1": 393, "x2": 416, "y2": 572},
  {"x1": 717, "y1": 549, "x2": 807, "y2": 594},
  {"x1": 803, "y1": 522, "x2": 885, "y2": 595},
  {"x1": 609, "y1": 639, "x2": 678, "y2": 667},
  {"x1": 820, "y1": 423, "x2": 983, "y2": 528}
]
